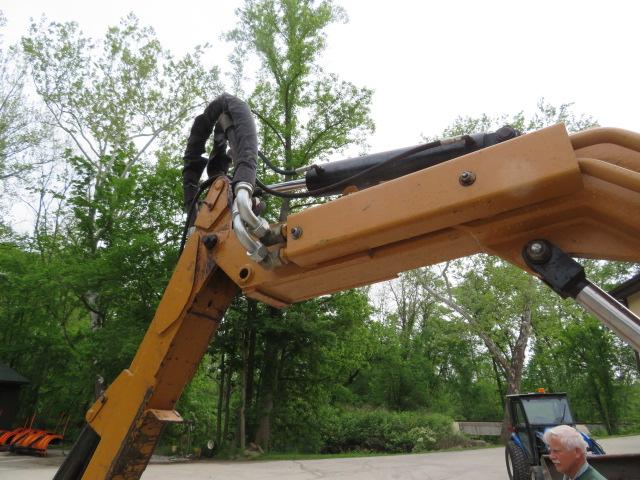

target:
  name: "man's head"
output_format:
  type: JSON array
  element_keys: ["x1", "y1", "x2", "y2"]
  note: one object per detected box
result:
[{"x1": 543, "y1": 425, "x2": 588, "y2": 477}]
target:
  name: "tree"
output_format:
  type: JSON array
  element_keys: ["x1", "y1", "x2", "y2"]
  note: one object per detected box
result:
[
  {"x1": 224, "y1": 0, "x2": 374, "y2": 450},
  {"x1": 0, "y1": 237, "x2": 94, "y2": 432},
  {"x1": 417, "y1": 258, "x2": 538, "y2": 438},
  {"x1": 0, "y1": 11, "x2": 51, "y2": 222},
  {"x1": 365, "y1": 270, "x2": 446, "y2": 411},
  {"x1": 438, "y1": 98, "x2": 598, "y2": 139},
  {"x1": 0, "y1": 152, "x2": 187, "y2": 433},
  {"x1": 524, "y1": 260, "x2": 639, "y2": 433},
  {"x1": 21, "y1": 14, "x2": 221, "y2": 396},
  {"x1": 0, "y1": 13, "x2": 29, "y2": 177},
  {"x1": 227, "y1": 0, "x2": 374, "y2": 219}
]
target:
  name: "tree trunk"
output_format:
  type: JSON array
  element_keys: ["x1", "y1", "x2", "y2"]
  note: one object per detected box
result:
[
  {"x1": 215, "y1": 354, "x2": 226, "y2": 449},
  {"x1": 500, "y1": 306, "x2": 531, "y2": 441},
  {"x1": 253, "y1": 130, "x2": 291, "y2": 450},
  {"x1": 501, "y1": 372, "x2": 520, "y2": 442},
  {"x1": 245, "y1": 300, "x2": 257, "y2": 411},
  {"x1": 501, "y1": 397, "x2": 511, "y2": 443},
  {"x1": 595, "y1": 395, "x2": 612, "y2": 434},
  {"x1": 246, "y1": 324, "x2": 256, "y2": 413},
  {"x1": 491, "y1": 358, "x2": 505, "y2": 400},
  {"x1": 86, "y1": 291, "x2": 106, "y2": 399},
  {"x1": 253, "y1": 100, "x2": 292, "y2": 450},
  {"x1": 253, "y1": 126, "x2": 292, "y2": 450},
  {"x1": 223, "y1": 365, "x2": 233, "y2": 445},
  {"x1": 239, "y1": 329, "x2": 248, "y2": 453},
  {"x1": 254, "y1": 328, "x2": 279, "y2": 450}
]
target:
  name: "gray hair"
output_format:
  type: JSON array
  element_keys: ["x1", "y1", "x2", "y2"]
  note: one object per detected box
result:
[{"x1": 543, "y1": 425, "x2": 588, "y2": 454}]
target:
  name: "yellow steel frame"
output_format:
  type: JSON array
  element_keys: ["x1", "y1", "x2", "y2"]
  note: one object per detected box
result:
[{"x1": 213, "y1": 125, "x2": 640, "y2": 306}]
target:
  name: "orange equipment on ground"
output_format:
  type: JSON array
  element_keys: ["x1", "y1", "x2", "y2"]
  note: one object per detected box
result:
[{"x1": 0, "y1": 413, "x2": 68, "y2": 456}]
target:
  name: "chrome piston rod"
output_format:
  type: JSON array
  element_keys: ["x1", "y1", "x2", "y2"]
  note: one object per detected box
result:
[
  {"x1": 265, "y1": 178, "x2": 307, "y2": 193},
  {"x1": 523, "y1": 239, "x2": 640, "y2": 352},
  {"x1": 576, "y1": 282, "x2": 640, "y2": 352}
]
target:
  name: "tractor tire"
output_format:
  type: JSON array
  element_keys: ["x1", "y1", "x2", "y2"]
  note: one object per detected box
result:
[{"x1": 505, "y1": 440, "x2": 531, "y2": 480}]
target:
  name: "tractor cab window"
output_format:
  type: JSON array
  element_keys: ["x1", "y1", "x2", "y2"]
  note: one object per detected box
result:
[
  {"x1": 512, "y1": 401, "x2": 533, "y2": 457},
  {"x1": 521, "y1": 396, "x2": 573, "y2": 425},
  {"x1": 513, "y1": 401, "x2": 527, "y2": 428}
]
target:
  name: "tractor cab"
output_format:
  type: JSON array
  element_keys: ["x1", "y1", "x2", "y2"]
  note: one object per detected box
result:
[
  {"x1": 507, "y1": 392, "x2": 573, "y2": 464},
  {"x1": 505, "y1": 391, "x2": 604, "y2": 480}
]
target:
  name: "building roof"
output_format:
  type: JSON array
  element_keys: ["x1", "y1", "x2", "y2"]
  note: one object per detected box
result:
[
  {"x1": 609, "y1": 273, "x2": 640, "y2": 302},
  {"x1": 0, "y1": 363, "x2": 30, "y2": 385}
]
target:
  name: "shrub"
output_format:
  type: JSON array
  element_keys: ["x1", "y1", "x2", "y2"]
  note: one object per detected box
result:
[{"x1": 320, "y1": 407, "x2": 466, "y2": 453}]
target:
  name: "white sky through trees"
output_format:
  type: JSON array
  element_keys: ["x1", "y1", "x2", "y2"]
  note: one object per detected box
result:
[{"x1": 2, "y1": 0, "x2": 639, "y2": 155}]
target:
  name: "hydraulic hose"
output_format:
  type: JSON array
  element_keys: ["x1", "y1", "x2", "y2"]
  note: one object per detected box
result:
[{"x1": 183, "y1": 93, "x2": 258, "y2": 188}]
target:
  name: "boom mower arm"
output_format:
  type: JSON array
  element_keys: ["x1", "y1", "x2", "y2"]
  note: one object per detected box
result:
[
  {"x1": 215, "y1": 124, "x2": 640, "y2": 305},
  {"x1": 56, "y1": 114, "x2": 640, "y2": 479}
]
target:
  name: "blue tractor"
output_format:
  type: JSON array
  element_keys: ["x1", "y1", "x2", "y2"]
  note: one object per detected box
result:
[{"x1": 505, "y1": 391, "x2": 605, "y2": 480}]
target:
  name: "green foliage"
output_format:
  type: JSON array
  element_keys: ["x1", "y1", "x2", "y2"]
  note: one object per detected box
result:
[
  {"x1": 3, "y1": 13, "x2": 213, "y2": 415},
  {"x1": 162, "y1": 356, "x2": 219, "y2": 455},
  {"x1": 320, "y1": 407, "x2": 464, "y2": 453},
  {"x1": 22, "y1": 14, "x2": 219, "y2": 159},
  {"x1": 209, "y1": 288, "x2": 375, "y2": 452},
  {"x1": 438, "y1": 98, "x2": 598, "y2": 138},
  {"x1": 228, "y1": 0, "x2": 373, "y2": 221},
  {"x1": 0, "y1": 11, "x2": 50, "y2": 196},
  {"x1": 0, "y1": 239, "x2": 93, "y2": 434},
  {"x1": 0, "y1": 150, "x2": 184, "y2": 433}
]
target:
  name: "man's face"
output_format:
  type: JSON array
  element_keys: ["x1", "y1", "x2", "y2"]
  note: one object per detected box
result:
[{"x1": 548, "y1": 437, "x2": 583, "y2": 476}]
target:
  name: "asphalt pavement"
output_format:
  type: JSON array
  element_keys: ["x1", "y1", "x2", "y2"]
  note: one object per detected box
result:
[{"x1": 0, "y1": 435, "x2": 638, "y2": 479}]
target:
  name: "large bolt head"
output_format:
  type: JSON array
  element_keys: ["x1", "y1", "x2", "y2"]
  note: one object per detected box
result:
[
  {"x1": 203, "y1": 234, "x2": 219, "y2": 250},
  {"x1": 526, "y1": 240, "x2": 552, "y2": 264},
  {"x1": 459, "y1": 171, "x2": 476, "y2": 186},
  {"x1": 291, "y1": 226, "x2": 303, "y2": 239}
]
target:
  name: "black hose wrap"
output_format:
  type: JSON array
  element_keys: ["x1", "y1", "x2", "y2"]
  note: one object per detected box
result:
[{"x1": 183, "y1": 93, "x2": 258, "y2": 188}]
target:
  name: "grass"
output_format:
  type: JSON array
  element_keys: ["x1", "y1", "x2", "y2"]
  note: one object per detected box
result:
[{"x1": 232, "y1": 442, "x2": 503, "y2": 462}]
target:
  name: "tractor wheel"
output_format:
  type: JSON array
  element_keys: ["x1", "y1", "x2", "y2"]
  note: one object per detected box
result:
[{"x1": 505, "y1": 440, "x2": 531, "y2": 480}]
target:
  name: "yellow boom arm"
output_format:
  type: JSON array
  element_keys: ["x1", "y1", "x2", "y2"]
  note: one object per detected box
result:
[{"x1": 55, "y1": 124, "x2": 640, "y2": 479}]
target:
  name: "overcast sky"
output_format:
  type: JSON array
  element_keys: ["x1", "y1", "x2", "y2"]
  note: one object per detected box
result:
[{"x1": 2, "y1": 0, "x2": 639, "y2": 153}]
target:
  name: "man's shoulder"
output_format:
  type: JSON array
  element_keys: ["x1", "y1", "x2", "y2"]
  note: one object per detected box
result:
[{"x1": 577, "y1": 465, "x2": 606, "y2": 480}]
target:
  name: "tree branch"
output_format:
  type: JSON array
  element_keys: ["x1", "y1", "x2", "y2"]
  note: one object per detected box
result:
[
  {"x1": 65, "y1": 108, "x2": 102, "y2": 159},
  {"x1": 421, "y1": 280, "x2": 510, "y2": 373},
  {"x1": 43, "y1": 101, "x2": 97, "y2": 165},
  {"x1": 252, "y1": 109, "x2": 286, "y2": 150}
]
